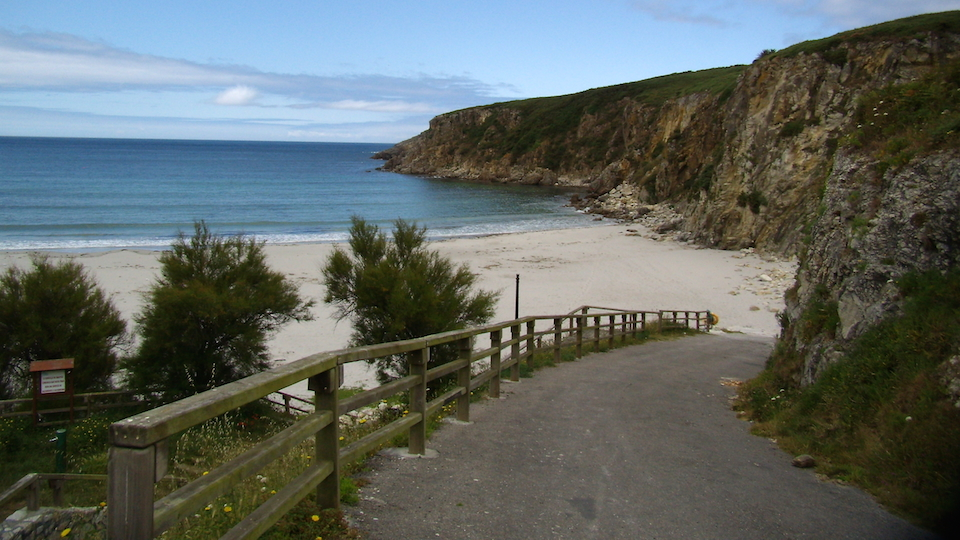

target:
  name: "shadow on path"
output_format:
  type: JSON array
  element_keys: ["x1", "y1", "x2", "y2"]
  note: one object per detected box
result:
[{"x1": 348, "y1": 333, "x2": 939, "y2": 540}]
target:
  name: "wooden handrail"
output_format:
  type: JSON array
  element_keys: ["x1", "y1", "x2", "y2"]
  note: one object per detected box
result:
[
  {"x1": 0, "y1": 473, "x2": 107, "y2": 512},
  {"x1": 107, "y1": 307, "x2": 713, "y2": 539}
]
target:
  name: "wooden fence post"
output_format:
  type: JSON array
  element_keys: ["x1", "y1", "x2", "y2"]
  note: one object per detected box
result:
[
  {"x1": 510, "y1": 324, "x2": 521, "y2": 381},
  {"x1": 456, "y1": 337, "x2": 472, "y2": 423},
  {"x1": 489, "y1": 330, "x2": 501, "y2": 399},
  {"x1": 553, "y1": 318, "x2": 562, "y2": 364},
  {"x1": 408, "y1": 347, "x2": 428, "y2": 455},
  {"x1": 607, "y1": 315, "x2": 615, "y2": 348},
  {"x1": 631, "y1": 313, "x2": 638, "y2": 338},
  {"x1": 309, "y1": 368, "x2": 340, "y2": 510},
  {"x1": 526, "y1": 321, "x2": 536, "y2": 372},
  {"x1": 576, "y1": 316, "x2": 584, "y2": 358},
  {"x1": 593, "y1": 316, "x2": 601, "y2": 351},
  {"x1": 107, "y1": 444, "x2": 157, "y2": 539}
]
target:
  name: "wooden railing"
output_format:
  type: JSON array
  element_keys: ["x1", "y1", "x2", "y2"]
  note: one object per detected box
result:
[
  {"x1": 0, "y1": 473, "x2": 108, "y2": 512},
  {"x1": 0, "y1": 390, "x2": 149, "y2": 420},
  {"x1": 106, "y1": 307, "x2": 713, "y2": 539}
]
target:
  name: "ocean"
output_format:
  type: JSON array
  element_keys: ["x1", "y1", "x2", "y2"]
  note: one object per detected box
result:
[{"x1": 0, "y1": 137, "x2": 594, "y2": 251}]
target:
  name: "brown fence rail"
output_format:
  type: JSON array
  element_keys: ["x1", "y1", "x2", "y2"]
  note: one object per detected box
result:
[
  {"x1": 106, "y1": 306, "x2": 713, "y2": 539},
  {"x1": 0, "y1": 390, "x2": 149, "y2": 420}
]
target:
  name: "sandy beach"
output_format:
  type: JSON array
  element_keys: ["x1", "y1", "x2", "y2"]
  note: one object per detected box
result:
[{"x1": 0, "y1": 223, "x2": 796, "y2": 390}]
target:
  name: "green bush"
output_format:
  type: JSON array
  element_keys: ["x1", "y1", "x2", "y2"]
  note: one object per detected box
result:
[
  {"x1": 124, "y1": 222, "x2": 314, "y2": 401},
  {"x1": 0, "y1": 256, "x2": 126, "y2": 398},
  {"x1": 737, "y1": 270, "x2": 960, "y2": 533},
  {"x1": 322, "y1": 217, "x2": 498, "y2": 383}
]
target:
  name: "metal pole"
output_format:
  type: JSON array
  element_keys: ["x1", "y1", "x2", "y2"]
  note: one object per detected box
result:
[
  {"x1": 55, "y1": 429, "x2": 67, "y2": 473},
  {"x1": 515, "y1": 274, "x2": 520, "y2": 319}
]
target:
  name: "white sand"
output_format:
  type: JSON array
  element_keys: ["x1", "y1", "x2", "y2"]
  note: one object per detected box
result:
[{"x1": 0, "y1": 223, "x2": 795, "y2": 391}]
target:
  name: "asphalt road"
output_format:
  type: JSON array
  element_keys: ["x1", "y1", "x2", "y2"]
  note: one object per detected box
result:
[{"x1": 346, "y1": 333, "x2": 940, "y2": 540}]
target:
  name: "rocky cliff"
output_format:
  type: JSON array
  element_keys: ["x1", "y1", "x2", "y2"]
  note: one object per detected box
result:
[{"x1": 377, "y1": 12, "x2": 960, "y2": 384}]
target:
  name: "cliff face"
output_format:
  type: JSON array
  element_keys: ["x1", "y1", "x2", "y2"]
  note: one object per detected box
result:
[{"x1": 377, "y1": 13, "x2": 960, "y2": 384}]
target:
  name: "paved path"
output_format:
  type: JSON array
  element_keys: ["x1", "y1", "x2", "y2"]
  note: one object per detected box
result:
[{"x1": 347, "y1": 333, "x2": 939, "y2": 540}]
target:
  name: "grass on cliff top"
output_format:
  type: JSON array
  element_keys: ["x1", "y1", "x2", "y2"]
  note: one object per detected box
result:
[
  {"x1": 455, "y1": 65, "x2": 744, "y2": 159},
  {"x1": 771, "y1": 10, "x2": 960, "y2": 59},
  {"x1": 735, "y1": 270, "x2": 960, "y2": 535}
]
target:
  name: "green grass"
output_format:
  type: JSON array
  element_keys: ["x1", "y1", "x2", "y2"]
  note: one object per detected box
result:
[
  {"x1": 843, "y1": 58, "x2": 960, "y2": 166},
  {"x1": 736, "y1": 270, "x2": 960, "y2": 534},
  {"x1": 770, "y1": 11, "x2": 960, "y2": 60},
  {"x1": 449, "y1": 66, "x2": 745, "y2": 168}
]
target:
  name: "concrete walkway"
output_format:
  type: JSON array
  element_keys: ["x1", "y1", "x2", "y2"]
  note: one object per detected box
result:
[{"x1": 347, "y1": 333, "x2": 940, "y2": 540}]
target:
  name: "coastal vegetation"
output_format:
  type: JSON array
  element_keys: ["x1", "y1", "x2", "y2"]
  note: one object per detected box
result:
[
  {"x1": 322, "y1": 217, "x2": 498, "y2": 383},
  {"x1": 0, "y1": 256, "x2": 126, "y2": 399},
  {"x1": 736, "y1": 270, "x2": 960, "y2": 533},
  {"x1": 123, "y1": 221, "x2": 314, "y2": 401}
]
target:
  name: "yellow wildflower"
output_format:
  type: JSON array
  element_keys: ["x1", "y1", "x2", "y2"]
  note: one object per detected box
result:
[
  {"x1": 60, "y1": 528, "x2": 71, "y2": 538},
  {"x1": 311, "y1": 515, "x2": 320, "y2": 522}
]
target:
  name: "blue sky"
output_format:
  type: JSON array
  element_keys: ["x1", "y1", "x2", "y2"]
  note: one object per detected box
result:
[{"x1": 1, "y1": 1, "x2": 958, "y2": 143}]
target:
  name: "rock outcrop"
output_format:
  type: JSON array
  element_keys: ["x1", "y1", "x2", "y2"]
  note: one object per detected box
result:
[{"x1": 375, "y1": 12, "x2": 960, "y2": 384}]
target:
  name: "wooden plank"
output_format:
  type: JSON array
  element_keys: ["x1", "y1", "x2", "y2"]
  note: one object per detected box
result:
[
  {"x1": 111, "y1": 354, "x2": 339, "y2": 448},
  {"x1": 426, "y1": 387, "x2": 466, "y2": 418},
  {"x1": 152, "y1": 410, "x2": 333, "y2": 535},
  {"x1": 311, "y1": 370, "x2": 340, "y2": 510},
  {"x1": 108, "y1": 445, "x2": 156, "y2": 539},
  {"x1": 338, "y1": 413, "x2": 421, "y2": 466},
  {"x1": 29, "y1": 358, "x2": 74, "y2": 372},
  {"x1": 408, "y1": 348, "x2": 428, "y2": 455},
  {"x1": 425, "y1": 358, "x2": 469, "y2": 382},
  {"x1": 219, "y1": 461, "x2": 334, "y2": 540},
  {"x1": 456, "y1": 338, "x2": 472, "y2": 422},
  {"x1": 0, "y1": 473, "x2": 39, "y2": 510},
  {"x1": 489, "y1": 330, "x2": 501, "y2": 399},
  {"x1": 338, "y1": 375, "x2": 417, "y2": 416}
]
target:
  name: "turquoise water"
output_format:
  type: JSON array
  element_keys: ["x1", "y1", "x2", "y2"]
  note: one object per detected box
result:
[{"x1": 0, "y1": 137, "x2": 593, "y2": 250}]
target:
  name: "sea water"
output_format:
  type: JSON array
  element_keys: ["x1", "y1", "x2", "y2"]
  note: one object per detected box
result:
[{"x1": 0, "y1": 137, "x2": 594, "y2": 251}]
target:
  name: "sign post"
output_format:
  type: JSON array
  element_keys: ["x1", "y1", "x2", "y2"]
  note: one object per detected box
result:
[{"x1": 29, "y1": 358, "x2": 76, "y2": 425}]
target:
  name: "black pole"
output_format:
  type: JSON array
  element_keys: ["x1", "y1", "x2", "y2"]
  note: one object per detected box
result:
[{"x1": 515, "y1": 274, "x2": 520, "y2": 319}]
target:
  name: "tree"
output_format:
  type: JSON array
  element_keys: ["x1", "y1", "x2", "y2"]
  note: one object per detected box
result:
[
  {"x1": 124, "y1": 222, "x2": 314, "y2": 401},
  {"x1": 322, "y1": 217, "x2": 498, "y2": 383},
  {"x1": 0, "y1": 256, "x2": 126, "y2": 399}
]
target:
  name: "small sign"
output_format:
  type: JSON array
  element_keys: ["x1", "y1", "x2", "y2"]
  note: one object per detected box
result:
[{"x1": 40, "y1": 370, "x2": 67, "y2": 394}]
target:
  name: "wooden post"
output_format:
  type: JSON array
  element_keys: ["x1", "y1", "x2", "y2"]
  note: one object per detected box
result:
[
  {"x1": 526, "y1": 321, "x2": 536, "y2": 372},
  {"x1": 107, "y1": 445, "x2": 157, "y2": 539},
  {"x1": 631, "y1": 313, "x2": 638, "y2": 338},
  {"x1": 620, "y1": 314, "x2": 628, "y2": 343},
  {"x1": 607, "y1": 315, "x2": 615, "y2": 348},
  {"x1": 641, "y1": 312, "x2": 647, "y2": 332},
  {"x1": 26, "y1": 476, "x2": 40, "y2": 512},
  {"x1": 510, "y1": 324, "x2": 521, "y2": 381},
  {"x1": 489, "y1": 330, "x2": 501, "y2": 399},
  {"x1": 456, "y1": 337, "x2": 472, "y2": 423},
  {"x1": 309, "y1": 368, "x2": 340, "y2": 510},
  {"x1": 575, "y1": 316, "x2": 584, "y2": 358},
  {"x1": 408, "y1": 348, "x2": 428, "y2": 455},
  {"x1": 553, "y1": 318, "x2": 562, "y2": 364}
]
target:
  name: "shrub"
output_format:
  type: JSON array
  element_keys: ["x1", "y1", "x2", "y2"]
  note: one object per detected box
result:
[
  {"x1": 322, "y1": 217, "x2": 498, "y2": 383},
  {"x1": 0, "y1": 256, "x2": 126, "y2": 398},
  {"x1": 124, "y1": 222, "x2": 314, "y2": 401}
]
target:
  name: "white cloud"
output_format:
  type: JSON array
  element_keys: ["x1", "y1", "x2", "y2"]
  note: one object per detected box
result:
[
  {"x1": 0, "y1": 29, "x2": 507, "y2": 108},
  {"x1": 214, "y1": 85, "x2": 260, "y2": 105},
  {"x1": 289, "y1": 99, "x2": 439, "y2": 114},
  {"x1": 630, "y1": 0, "x2": 960, "y2": 29}
]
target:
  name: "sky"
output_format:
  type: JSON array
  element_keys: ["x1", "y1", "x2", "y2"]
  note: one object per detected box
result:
[{"x1": 1, "y1": 1, "x2": 959, "y2": 144}]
